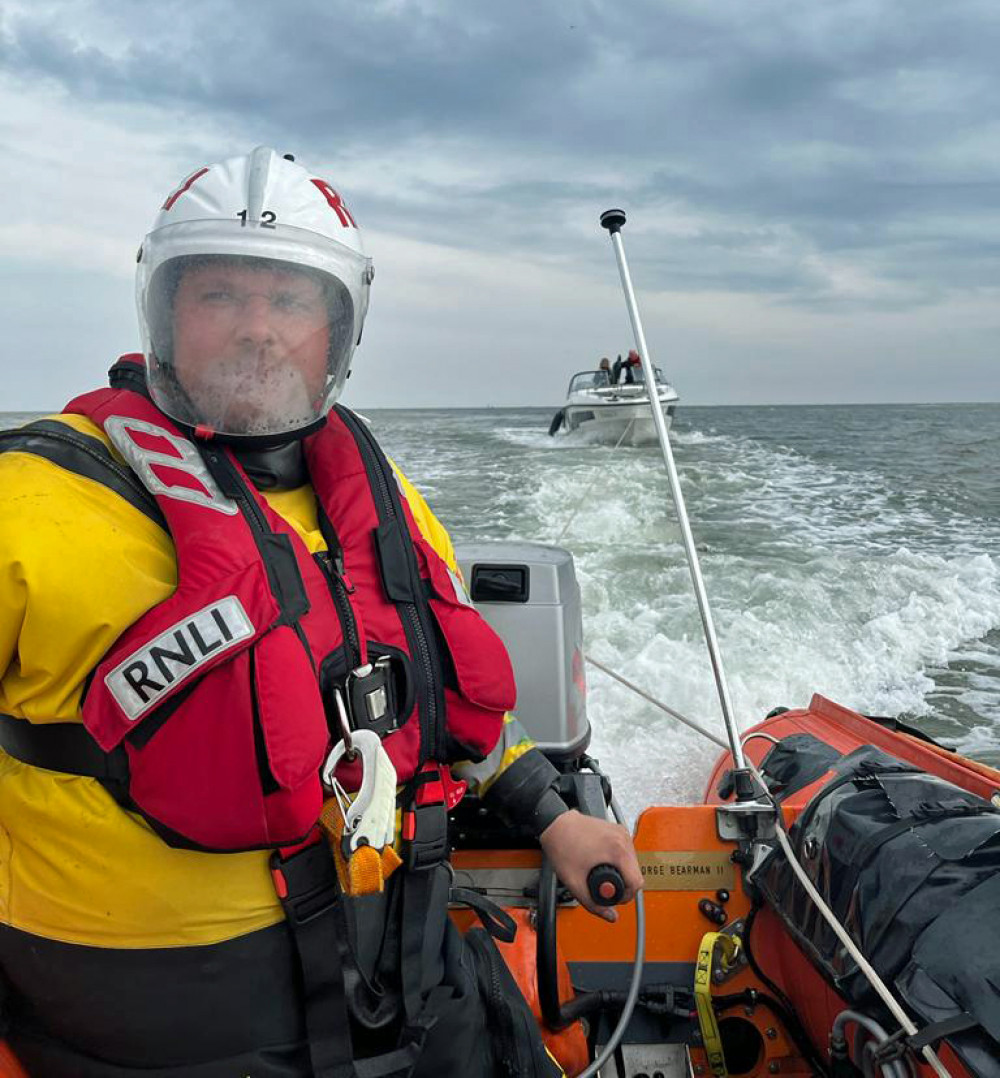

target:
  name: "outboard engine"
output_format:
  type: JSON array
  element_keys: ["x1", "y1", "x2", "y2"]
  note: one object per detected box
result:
[{"x1": 454, "y1": 542, "x2": 589, "y2": 763}]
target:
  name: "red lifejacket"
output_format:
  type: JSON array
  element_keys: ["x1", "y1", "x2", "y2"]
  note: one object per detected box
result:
[{"x1": 61, "y1": 357, "x2": 515, "y2": 852}]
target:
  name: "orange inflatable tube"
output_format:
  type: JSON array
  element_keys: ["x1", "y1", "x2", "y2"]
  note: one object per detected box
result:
[{"x1": 0, "y1": 1044, "x2": 28, "y2": 1078}]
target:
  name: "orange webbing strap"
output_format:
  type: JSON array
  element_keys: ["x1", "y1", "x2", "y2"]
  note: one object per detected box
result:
[
  {"x1": 0, "y1": 1042, "x2": 29, "y2": 1078},
  {"x1": 319, "y1": 798, "x2": 402, "y2": 896}
]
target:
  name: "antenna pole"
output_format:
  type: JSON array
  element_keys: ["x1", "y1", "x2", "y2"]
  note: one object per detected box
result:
[{"x1": 599, "y1": 208, "x2": 750, "y2": 780}]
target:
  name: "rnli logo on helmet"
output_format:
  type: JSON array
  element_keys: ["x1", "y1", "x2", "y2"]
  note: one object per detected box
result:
[
  {"x1": 309, "y1": 179, "x2": 357, "y2": 227},
  {"x1": 106, "y1": 597, "x2": 255, "y2": 721}
]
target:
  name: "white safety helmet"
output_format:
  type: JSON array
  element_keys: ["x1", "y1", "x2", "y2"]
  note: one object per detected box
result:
[{"x1": 136, "y1": 146, "x2": 373, "y2": 441}]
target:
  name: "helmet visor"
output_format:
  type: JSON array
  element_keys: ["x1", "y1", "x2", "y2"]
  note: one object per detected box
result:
[{"x1": 138, "y1": 220, "x2": 371, "y2": 439}]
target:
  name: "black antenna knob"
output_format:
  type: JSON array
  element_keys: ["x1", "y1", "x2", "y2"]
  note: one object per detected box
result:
[{"x1": 600, "y1": 208, "x2": 627, "y2": 234}]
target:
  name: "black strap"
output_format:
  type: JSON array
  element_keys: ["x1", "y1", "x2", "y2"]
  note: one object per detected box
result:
[
  {"x1": 271, "y1": 841, "x2": 357, "y2": 1078},
  {"x1": 858, "y1": 798, "x2": 996, "y2": 862},
  {"x1": 449, "y1": 886, "x2": 518, "y2": 944},
  {"x1": 333, "y1": 406, "x2": 447, "y2": 766},
  {"x1": 270, "y1": 842, "x2": 457, "y2": 1077},
  {"x1": 200, "y1": 448, "x2": 311, "y2": 627},
  {"x1": 353, "y1": 1043, "x2": 424, "y2": 1078},
  {"x1": 905, "y1": 1012, "x2": 979, "y2": 1053},
  {"x1": 400, "y1": 870, "x2": 435, "y2": 1025},
  {"x1": 0, "y1": 713, "x2": 129, "y2": 783},
  {"x1": 843, "y1": 797, "x2": 999, "y2": 895},
  {"x1": 792, "y1": 757, "x2": 916, "y2": 859},
  {"x1": 483, "y1": 752, "x2": 566, "y2": 837},
  {"x1": 870, "y1": 1012, "x2": 980, "y2": 1064},
  {"x1": 0, "y1": 420, "x2": 164, "y2": 529}
]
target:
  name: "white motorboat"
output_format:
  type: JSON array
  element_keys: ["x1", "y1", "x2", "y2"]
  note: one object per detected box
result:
[{"x1": 548, "y1": 365, "x2": 679, "y2": 446}]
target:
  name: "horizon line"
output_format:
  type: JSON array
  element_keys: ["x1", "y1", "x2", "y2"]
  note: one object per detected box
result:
[{"x1": 3, "y1": 398, "x2": 999, "y2": 416}]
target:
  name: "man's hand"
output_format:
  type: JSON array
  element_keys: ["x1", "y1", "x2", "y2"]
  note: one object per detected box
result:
[{"x1": 538, "y1": 809, "x2": 643, "y2": 923}]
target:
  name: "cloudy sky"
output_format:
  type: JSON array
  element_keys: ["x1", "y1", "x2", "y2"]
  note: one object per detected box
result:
[{"x1": 1, "y1": 0, "x2": 997, "y2": 408}]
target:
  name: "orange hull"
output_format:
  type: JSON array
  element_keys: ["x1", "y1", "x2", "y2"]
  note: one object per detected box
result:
[
  {"x1": 705, "y1": 694, "x2": 1000, "y2": 808},
  {"x1": 701, "y1": 694, "x2": 999, "y2": 1078},
  {"x1": 0, "y1": 1044, "x2": 28, "y2": 1078}
]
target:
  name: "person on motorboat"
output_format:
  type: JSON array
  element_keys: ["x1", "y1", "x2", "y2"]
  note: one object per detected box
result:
[
  {"x1": 0, "y1": 147, "x2": 642, "y2": 1078},
  {"x1": 598, "y1": 357, "x2": 612, "y2": 384},
  {"x1": 610, "y1": 351, "x2": 639, "y2": 386},
  {"x1": 623, "y1": 349, "x2": 642, "y2": 383},
  {"x1": 611, "y1": 353, "x2": 624, "y2": 384}
]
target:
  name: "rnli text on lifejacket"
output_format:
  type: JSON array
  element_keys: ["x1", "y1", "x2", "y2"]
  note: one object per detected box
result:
[{"x1": 105, "y1": 596, "x2": 255, "y2": 720}]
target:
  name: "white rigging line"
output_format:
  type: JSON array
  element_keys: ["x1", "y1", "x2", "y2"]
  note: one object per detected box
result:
[
  {"x1": 552, "y1": 418, "x2": 635, "y2": 544},
  {"x1": 589, "y1": 657, "x2": 953, "y2": 1078},
  {"x1": 585, "y1": 655, "x2": 728, "y2": 749}
]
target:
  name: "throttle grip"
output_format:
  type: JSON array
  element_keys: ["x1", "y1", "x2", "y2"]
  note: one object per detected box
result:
[{"x1": 587, "y1": 863, "x2": 626, "y2": 906}]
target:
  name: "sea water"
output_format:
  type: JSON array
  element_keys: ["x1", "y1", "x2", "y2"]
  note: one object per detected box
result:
[{"x1": 4, "y1": 404, "x2": 998, "y2": 819}]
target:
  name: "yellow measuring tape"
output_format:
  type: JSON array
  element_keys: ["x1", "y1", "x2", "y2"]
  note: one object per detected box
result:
[{"x1": 694, "y1": 931, "x2": 741, "y2": 1078}]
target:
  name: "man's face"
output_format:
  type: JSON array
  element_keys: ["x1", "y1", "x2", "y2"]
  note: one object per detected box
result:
[{"x1": 172, "y1": 261, "x2": 331, "y2": 435}]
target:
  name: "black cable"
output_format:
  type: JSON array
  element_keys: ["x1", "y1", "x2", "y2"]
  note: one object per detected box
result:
[
  {"x1": 612, "y1": 1038, "x2": 627, "y2": 1078},
  {"x1": 714, "y1": 989, "x2": 820, "y2": 1045},
  {"x1": 741, "y1": 901, "x2": 832, "y2": 1078},
  {"x1": 742, "y1": 904, "x2": 800, "y2": 1022}
]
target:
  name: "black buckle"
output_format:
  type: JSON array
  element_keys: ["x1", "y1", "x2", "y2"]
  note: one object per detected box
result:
[
  {"x1": 344, "y1": 656, "x2": 397, "y2": 738},
  {"x1": 402, "y1": 769, "x2": 450, "y2": 872},
  {"x1": 404, "y1": 801, "x2": 449, "y2": 872},
  {"x1": 270, "y1": 841, "x2": 339, "y2": 926}
]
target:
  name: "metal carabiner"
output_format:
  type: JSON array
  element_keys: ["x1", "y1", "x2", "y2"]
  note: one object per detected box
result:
[
  {"x1": 322, "y1": 727, "x2": 382, "y2": 833},
  {"x1": 331, "y1": 686, "x2": 354, "y2": 759}
]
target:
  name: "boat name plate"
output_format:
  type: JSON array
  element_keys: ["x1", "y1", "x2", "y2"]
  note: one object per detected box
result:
[{"x1": 637, "y1": 851, "x2": 734, "y2": 891}]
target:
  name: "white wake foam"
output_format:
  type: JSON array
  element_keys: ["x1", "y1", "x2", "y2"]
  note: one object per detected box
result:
[{"x1": 525, "y1": 425, "x2": 1000, "y2": 818}]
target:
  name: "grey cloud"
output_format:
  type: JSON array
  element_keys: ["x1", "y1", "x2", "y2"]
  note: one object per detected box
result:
[
  {"x1": 2, "y1": 1, "x2": 595, "y2": 140},
  {"x1": 3, "y1": 0, "x2": 999, "y2": 311}
]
